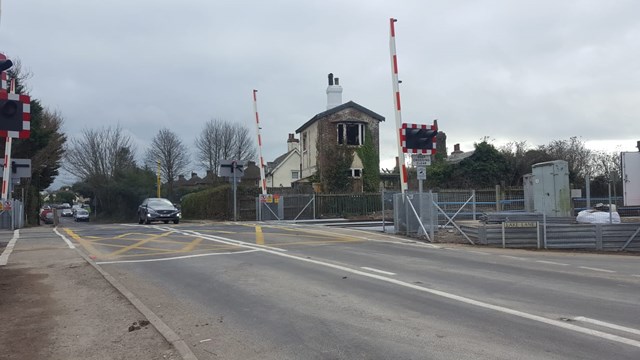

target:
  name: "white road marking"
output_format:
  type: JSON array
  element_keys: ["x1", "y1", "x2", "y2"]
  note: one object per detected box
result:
[
  {"x1": 152, "y1": 225, "x2": 288, "y2": 253},
  {"x1": 632, "y1": 275, "x2": 640, "y2": 278},
  {"x1": 465, "y1": 250, "x2": 490, "y2": 255},
  {"x1": 574, "y1": 317, "x2": 640, "y2": 336},
  {"x1": 111, "y1": 225, "x2": 640, "y2": 349},
  {"x1": 579, "y1": 266, "x2": 616, "y2": 273},
  {"x1": 361, "y1": 267, "x2": 396, "y2": 276},
  {"x1": 0, "y1": 230, "x2": 19, "y2": 266},
  {"x1": 96, "y1": 249, "x2": 259, "y2": 265},
  {"x1": 155, "y1": 228, "x2": 640, "y2": 349},
  {"x1": 535, "y1": 260, "x2": 569, "y2": 266},
  {"x1": 500, "y1": 255, "x2": 528, "y2": 261},
  {"x1": 53, "y1": 227, "x2": 76, "y2": 249}
]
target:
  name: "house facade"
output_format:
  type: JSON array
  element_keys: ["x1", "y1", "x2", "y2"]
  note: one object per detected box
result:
[
  {"x1": 266, "y1": 134, "x2": 301, "y2": 188},
  {"x1": 295, "y1": 74, "x2": 384, "y2": 191}
]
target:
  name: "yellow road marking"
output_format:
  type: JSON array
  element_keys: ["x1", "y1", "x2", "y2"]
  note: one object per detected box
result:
[
  {"x1": 63, "y1": 228, "x2": 103, "y2": 258},
  {"x1": 180, "y1": 238, "x2": 203, "y2": 252},
  {"x1": 107, "y1": 231, "x2": 173, "y2": 258},
  {"x1": 253, "y1": 224, "x2": 360, "y2": 242},
  {"x1": 255, "y1": 226, "x2": 264, "y2": 245}
]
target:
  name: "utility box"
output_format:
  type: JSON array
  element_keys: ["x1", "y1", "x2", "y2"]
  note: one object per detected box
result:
[
  {"x1": 621, "y1": 151, "x2": 640, "y2": 206},
  {"x1": 532, "y1": 160, "x2": 572, "y2": 217}
]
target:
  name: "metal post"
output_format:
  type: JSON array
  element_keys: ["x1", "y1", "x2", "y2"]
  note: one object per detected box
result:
[
  {"x1": 472, "y1": 189, "x2": 477, "y2": 221},
  {"x1": 608, "y1": 176, "x2": 612, "y2": 224},
  {"x1": 429, "y1": 189, "x2": 434, "y2": 241},
  {"x1": 585, "y1": 174, "x2": 591, "y2": 209},
  {"x1": 381, "y1": 190, "x2": 386, "y2": 233},
  {"x1": 156, "y1": 159, "x2": 161, "y2": 198},
  {"x1": 543, "y1": 212, "x2": 547, "y2": 249},
  {"x1": 502, "y1": 222, "x2": 506, "y2": 249},
  {"x1": 233, "y1": 161, "x2": 237, "y2": 221}
]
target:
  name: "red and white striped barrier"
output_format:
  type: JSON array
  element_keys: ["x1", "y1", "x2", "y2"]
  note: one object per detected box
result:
[{"x1": 389, "y1": 18, "x2": 408, "y2": 194}]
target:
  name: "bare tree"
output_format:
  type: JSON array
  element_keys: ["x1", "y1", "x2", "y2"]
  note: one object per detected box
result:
[
  {"x1": 65, "y1": 125, "x2": 136, "y2": 182},
  {"x1": 65, "y1": 125, "x2": 137, "y2": 216},
  {"x1": 538, "y1": 136, "x2": 592, "y2": 183},
  {"x1": 144, "y1": 128, "x2": 190, "y2": 200},
  {"x1": 194, "y1": 119, "x2": 256, "y2": 172}
]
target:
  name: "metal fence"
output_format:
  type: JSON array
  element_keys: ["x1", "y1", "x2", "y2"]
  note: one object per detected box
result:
[
  {"x1": 393, "y1": 192, "x2": 437, "y2": 240},
  {"x1": 460, "y1": 219, "x2": 640, "y2": 252},
  {"x1": 254, "y1": 188, "x2": 526, "y2": 223},
  {"x1": 0, "y1": 200, "x2": 24, "y2": 230}
]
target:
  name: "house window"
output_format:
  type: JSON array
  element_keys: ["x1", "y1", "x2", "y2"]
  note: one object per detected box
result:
[
  {"x1": 291, "y1": 170, "x2": 300, "y2": 180},
  {"x1": 302, "y1": 132, "x2": 308, "y2": 151},
  {"x1": 345, "y1": 168, "x2": 362, "y2": 178},
  {"x1": 337, "y1": 123, "x2": 365, "y2": 146}
]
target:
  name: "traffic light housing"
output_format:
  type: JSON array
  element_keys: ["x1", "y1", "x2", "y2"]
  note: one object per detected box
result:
[
  {"x1": 0, "y1": 99, "x2": 23, "y2": 131},
  {"x1": 401, "y1": 122, "x2": 438, "y2": 154},
  {"x1": 404, "y1": 127, "x2": 438, "y2": 150},
  {"x1": 0, "y1": 59, "x2": 13, "y2": 73}
]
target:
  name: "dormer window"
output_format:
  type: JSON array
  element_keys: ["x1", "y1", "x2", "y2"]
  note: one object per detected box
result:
[{"x1": 337, "y1": 122, "x2": 365, "y2": 146}]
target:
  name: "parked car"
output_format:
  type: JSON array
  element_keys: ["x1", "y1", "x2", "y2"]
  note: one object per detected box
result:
[
  {"x1": 61, "y1": 208, "x2": 74, "y2": 217},
  {"x1": 74, "y1": 209, "x2": 90, "y2": 222},
  {"x1": 43, "y1": 212, "x2": 54, "y2": 224},
  {"x1": 138, "y1": 198, "x2": 181, "y2": 224},
  {"x1": 40, "y1": 207, "x2": 53, "y2": 223}
]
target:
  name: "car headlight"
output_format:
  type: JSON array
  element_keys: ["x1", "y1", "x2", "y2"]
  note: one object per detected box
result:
[{"x1": 147, "y1": 208, "x2": 158, "y2": 216}]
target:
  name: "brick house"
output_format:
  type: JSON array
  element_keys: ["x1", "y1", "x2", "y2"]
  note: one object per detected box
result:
[{"x1": 295, "y1": 74, "x2": 384, "y2": 192}]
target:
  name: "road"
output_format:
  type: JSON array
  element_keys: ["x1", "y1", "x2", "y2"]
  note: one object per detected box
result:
[{"x1": 56, "y1": 216, "x2": 640, "y2": 359}]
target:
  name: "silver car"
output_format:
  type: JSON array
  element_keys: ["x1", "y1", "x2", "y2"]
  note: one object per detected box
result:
[{"x1": 137, "y1": 198, "x2": 181, "y2": 224}]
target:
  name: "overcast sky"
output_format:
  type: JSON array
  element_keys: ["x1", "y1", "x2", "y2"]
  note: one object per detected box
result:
[{"x1": 2, "y1": 1, "x2": 639, "y2": 188}]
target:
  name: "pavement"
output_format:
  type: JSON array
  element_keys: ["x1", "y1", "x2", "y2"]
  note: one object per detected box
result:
[{"x1": 0, "y1": 225, "x2": 186, "y2": 360}]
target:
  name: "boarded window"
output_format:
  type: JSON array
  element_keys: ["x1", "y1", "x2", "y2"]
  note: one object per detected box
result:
[{"x1": 337, "y1": 123, "x2": 365, "y2": 145}]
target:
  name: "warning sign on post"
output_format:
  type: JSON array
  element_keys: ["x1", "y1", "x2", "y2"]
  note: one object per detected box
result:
[{"x1": 412, "y1": 154, "x2": 431, "y2": 166}]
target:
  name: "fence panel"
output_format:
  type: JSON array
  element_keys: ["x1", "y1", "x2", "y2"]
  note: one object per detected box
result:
[
  {"x1": 602, "y1": 224, "x2": 640, "y2": 251},
  {"x1": 315, "y1": 193, "x2": 381, "y2": 219},
  {"x1": 542, "y1": 224, "x2": 598, "y2": 249}
]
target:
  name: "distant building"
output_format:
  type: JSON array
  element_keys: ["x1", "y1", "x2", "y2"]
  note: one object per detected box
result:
[
  {"x1": 266, "y1": 134, "x2": 301, "y2": 188},
  {"x1": 447, "y1": 143, "x2": 474, "y2": 163}
]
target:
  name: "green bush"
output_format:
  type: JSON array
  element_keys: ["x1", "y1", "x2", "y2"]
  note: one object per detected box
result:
[{"x1": 181, "y1": 185, "x2": 231, "y2": 220}]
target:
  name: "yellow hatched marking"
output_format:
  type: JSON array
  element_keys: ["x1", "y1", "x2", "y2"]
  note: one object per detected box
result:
[
  {"x1": 102, "y1": 246, "x2": 247, "y2": 259},
  {"x1": 273, "y1": 238, "x2": 363, "y2": 247},
  {"x1": 257, "y1": 224, "x2": 360, "y2": 240},
  {"x1": 107, "y1": 231, "x2": 173, "y2": 258},
  {"x1": 180, "y1": 238, "x2": 203, "y2": 252},
  {"x1": 114, "y1": 232, "x2": 147, "y2": 239},
  {"x1": 63, "y1": 228, "x2": 103, "y2": 258},
  {"x1": 255, "y1": 226, "x2": 264, "y2": 245}
]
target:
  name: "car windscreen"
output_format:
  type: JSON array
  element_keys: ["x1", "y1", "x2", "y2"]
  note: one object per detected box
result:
[
  {"x1": 148, "y1": 199, "x2": 174, "y2": 207},
  {"x1": 77, "y1": 210, "x2": 89, "y2": 215}
]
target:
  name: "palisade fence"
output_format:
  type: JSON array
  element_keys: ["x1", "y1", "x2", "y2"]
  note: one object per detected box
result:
[
  {"x1": 254, "y1": 187, "x2": 525, "y2": 222},
  {"x1": 250, "y1": 189, "x2": 640, "y2": 251},
  {"x1": 0, "y1": 200, "x2": 25, "y2": 230}
]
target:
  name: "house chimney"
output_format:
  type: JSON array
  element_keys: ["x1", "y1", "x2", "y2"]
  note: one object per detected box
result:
[
  {"x1": 287, "y1": 133, "x2": 299, "y2": 152},
  {"x1": 452, "y1": 144, "x2": 463, "y2": 155},
  {"x1": 326, "y1": 73, "x2": 343, "y2": 109}
]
